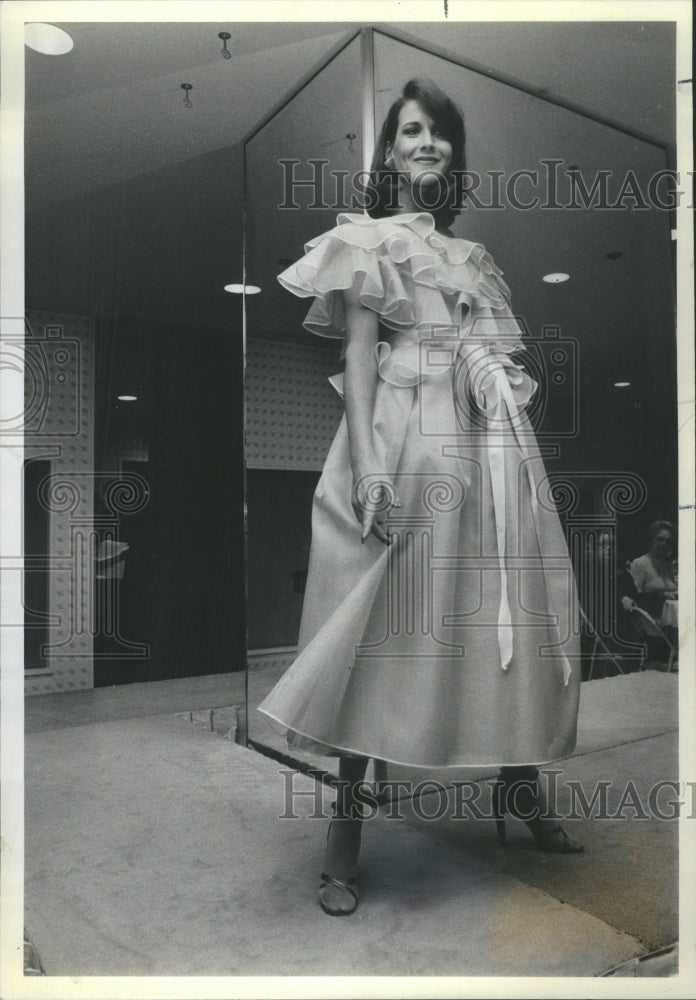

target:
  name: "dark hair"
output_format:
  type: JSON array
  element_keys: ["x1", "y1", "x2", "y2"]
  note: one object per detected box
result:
[
  {"x1": 367, "y1": 79, "x2": 466, "y2": 229},
  {"x1": 647, "y1": 520, "x2": 676, "y2": 543}
]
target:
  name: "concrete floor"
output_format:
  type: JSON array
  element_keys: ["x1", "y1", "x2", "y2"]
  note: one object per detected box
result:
[{"x1": 22, "y1": 669, "x2": 682, "y2": 984}]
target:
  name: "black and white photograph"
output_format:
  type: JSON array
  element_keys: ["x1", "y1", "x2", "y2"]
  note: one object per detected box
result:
[{"x1": 0, "y1": 1, "x2": 694, "y2": 996}]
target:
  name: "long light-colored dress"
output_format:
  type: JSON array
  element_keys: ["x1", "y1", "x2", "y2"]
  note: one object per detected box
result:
[{"x1": 258, "y1": 211, "x2": 580, "y2": 767}]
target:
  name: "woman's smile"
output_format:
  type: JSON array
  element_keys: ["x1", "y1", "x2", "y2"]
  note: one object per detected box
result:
[{"x1": 386, "y1": 99, "x2": 453, "y2": 186}]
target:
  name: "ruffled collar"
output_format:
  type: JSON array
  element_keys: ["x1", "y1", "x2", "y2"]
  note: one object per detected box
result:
[
  {"x1": 336, "y1": 210, "x2": 439, "y2": 239},
  {"x1": 334, "y1": 211, "x2": 496, "y2": 270}
]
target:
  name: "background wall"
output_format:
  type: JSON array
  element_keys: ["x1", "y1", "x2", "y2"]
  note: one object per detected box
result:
[{"x1": 24, "y1": 309, "x2": 94, "y2": 695}]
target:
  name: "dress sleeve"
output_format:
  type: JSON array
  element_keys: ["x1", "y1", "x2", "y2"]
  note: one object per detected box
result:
[
  {"x1": 277, "y1": 212, "x2": 526, "y2": 358},
  {"x1": 277, "y1": 216, "x2": 424, "y2": 340}
]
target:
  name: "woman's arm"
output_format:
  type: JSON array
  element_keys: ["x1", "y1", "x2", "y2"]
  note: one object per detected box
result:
[{"x1": 342, "y1": 285, "x2": 400, "y2": 544}]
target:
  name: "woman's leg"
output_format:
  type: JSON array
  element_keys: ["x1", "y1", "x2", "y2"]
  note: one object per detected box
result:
[{"x1": 319, "y1": 755, "x2": 369, "y2": 915}]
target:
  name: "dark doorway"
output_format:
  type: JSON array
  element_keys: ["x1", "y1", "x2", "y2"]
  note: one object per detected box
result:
[
  {"x1": 93, "y1": 323, "x2": 245, "y2": 686},
  {"x1": 23, "y1": 458, "x2": 51, "y2": 673}
]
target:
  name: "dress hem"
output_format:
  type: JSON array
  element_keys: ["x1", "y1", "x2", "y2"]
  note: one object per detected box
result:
[{"x1": 256, "y1": 706, "x2": 577, "y2": 770}]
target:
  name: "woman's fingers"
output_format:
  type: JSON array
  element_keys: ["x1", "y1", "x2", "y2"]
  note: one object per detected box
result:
[
  {"x1": 353, "y1": 477, "x2": 401, "y2": 543},
  {"x1": 361, "y1": 510, "x2": 392, "y2": 545},
  {"x1": 371, "y1": 520, "x2": 392, "y2": 545}
]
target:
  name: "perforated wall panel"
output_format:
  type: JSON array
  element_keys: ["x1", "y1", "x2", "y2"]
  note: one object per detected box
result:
[
  {"x1": 245, "y1": 337, "x2": 344, "y2": 471},
  {"x1": 24, "y1": 311, "x2": 95, "y2": 696}
]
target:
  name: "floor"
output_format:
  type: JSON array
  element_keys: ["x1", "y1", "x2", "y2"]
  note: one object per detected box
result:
[{"x1": 17, "y1": 667, "x2": 684, "y2": 988}]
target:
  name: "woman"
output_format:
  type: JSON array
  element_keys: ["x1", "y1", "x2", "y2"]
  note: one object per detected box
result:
[
  {"x1": 259, "y1": 79, "x2": 583, "y2": 917},
  {"x1": 625, "y1": 521, "x2": 678, "y2": 620},
  {"x1": 622, "y1": 520, "x2": 678, "y2": 663}
]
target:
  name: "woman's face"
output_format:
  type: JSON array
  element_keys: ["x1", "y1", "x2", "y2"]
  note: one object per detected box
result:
[
  {"x1": 650, "y1": 529, "x2": 674, "y2": 558},
  {"x1": 385, "y1": 99, "x2": 453, "y2": 186}
]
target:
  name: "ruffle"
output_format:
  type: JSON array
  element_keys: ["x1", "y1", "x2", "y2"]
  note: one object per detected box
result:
[
  {"x1": 461, "y1": 348, "x2": 538, "y2": 414},
  {"x1": 277, "y1": 212, "x2": 524, "y2": 354},
  {"x1": 328, "y1": 338, "x2": 455, "y2": 398}
]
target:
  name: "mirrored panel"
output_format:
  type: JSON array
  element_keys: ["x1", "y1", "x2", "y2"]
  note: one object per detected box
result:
[
  {"x1": 244, "y1": 34, "x2": 363, "y2": 757},
  {"x1": 373, "y1": 30, "x2": 675, "y2": 500}
]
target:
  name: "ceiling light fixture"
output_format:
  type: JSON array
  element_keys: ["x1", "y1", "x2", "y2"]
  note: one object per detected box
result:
[
  {"x1": 117, "y1": 395, "x2": 138, "y2": 402},
  {"x1": 613, "y1": 382, "x2": 631, "y2": 388},
  {"x1": 542, "y1": 273, "x2": 570, "y2": 284},
  {"x1": 24, "y1": 22, "x2": 74, "y2": 55},
  {"x1": 218, "y1": 31, "x2": 232, "y2": 59},
  {"x1": 180, "y1": 83, "x2": 193, "y2": 108},
  {"x1": 224, "y1": 284, "x2": 261, "y2": 294}
]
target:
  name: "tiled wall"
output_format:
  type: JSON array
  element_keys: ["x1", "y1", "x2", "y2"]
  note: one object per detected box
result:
[
  {"x1": 24, "y1": 310, "x2": 95, "y2": 695},
  {"x1": 245, "y1": 336, "x2": 343, "y2": 472}
]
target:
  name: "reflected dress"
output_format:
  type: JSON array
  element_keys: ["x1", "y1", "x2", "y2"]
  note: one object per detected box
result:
[{"x1": 258, "y1": 211, "x2": 580, "y2": 767}]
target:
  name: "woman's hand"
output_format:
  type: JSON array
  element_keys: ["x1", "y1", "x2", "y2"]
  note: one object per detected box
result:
[{"x1": 352, "y1": 469, "x2": 402, "y2": 545}]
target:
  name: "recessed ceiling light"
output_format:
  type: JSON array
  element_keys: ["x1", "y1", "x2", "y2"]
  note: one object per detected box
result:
[
  {"x1": 613, "y1": 382, "x2": 631, "y2": 388},
  {"x1": 117, "y1": 395, "x2": 138, "y2": 402},
  {"x1": 224, "y1": 283, "x2": 261, "y2": 294},
  {"x1": 25, "y1": 23, "x2": 74, "y2": 55},
  {"x1": 542, "y1": 273, "x2": 570, "y2": 284}
]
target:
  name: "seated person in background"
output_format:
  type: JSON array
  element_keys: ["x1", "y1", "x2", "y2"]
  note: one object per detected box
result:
[
  {"x1": 622, "y1": 520, "x2": 678, "y2": 665},
  {"x1": 624, "y1": 520, "x2": 678, "y2": 620}
]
